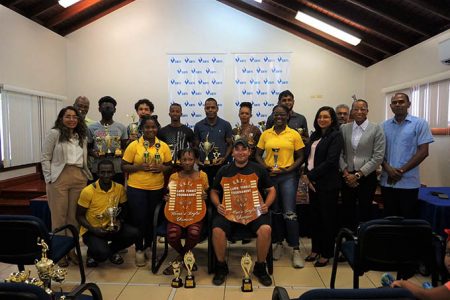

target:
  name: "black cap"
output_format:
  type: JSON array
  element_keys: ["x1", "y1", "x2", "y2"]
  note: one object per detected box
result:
[{"x1": 233, "y1": 138, "x2": 249, "y2": 148}]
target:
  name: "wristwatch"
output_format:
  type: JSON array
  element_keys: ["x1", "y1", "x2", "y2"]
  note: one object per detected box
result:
[{"x1": 355, "y1": 172, "x2": 362, "y2": 180}]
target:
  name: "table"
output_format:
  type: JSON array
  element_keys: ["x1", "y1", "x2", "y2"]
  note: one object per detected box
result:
[{"x1": 418, "y1": 187, "x2": 450, "y2": 238}]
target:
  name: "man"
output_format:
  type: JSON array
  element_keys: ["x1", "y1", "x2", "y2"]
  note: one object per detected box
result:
[
  {"x1": 127, "y1": 98, "x2": 155, "y2": 143},
  {"x1": 76, "y1": 159, "x2": 138, "y2": 267},
  {"x1": 158, "y1": 103, "x2": 195, "y2": 163},
  {"x1": 73, "y1": 96, "x2": 95, "y2": 126},
  {"x1": 336, "y1": 104, "x2": 350, "y2": 126},
  {"x1": 266, "y1": 90, "x2": 308, "y2": 139},
  {"x1": 340, "y1": 99, "x2": 385, "y2": 230},
  {"x1": 194, "y1": 98, "x2": 233, "y2": 186},
  {"x1": 88, "y1": 96, "x2": 128, "y2": 184},
  {"x1": 210, "y1": 139, "x2": 276, "y2": 286},
  {"x1": 381, "y1": 93, "x2": 434, "y2": 218}
]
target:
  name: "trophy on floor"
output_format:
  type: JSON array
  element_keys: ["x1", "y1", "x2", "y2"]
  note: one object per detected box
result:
[
  {"x1": 199, "y1": 133, "x2": 214, "y2": 165},
  {"x1": 171, "y1": 260, "x2": 183, "y2": 288},
  {"x1": 241, "y1": 252, "x2": 253, "y2": 292},
  {"x1": 95, "y1": 136, "x2": 105, "y2": 157},
  {"x1": 35, "y1": 238, "x2": 67, "y2": 294},
  {"x1": 143, "y1": 140, "x2": 150, "y2": 163},
  {"x1": 184, "y1": 251, "x2": 196, "y2": 288},
  {"x1": 272, "y1": 148, "x2": 280, "y2": 171},
  {"x1": 212, "y1": 147, "x2": 220, "y2": 165},
  {"x1": 154, "y1": 143, "x2": 161, "y2": 165},
  {"x1": 104, "y1": 197, "x2": 121, "y2": 232}
]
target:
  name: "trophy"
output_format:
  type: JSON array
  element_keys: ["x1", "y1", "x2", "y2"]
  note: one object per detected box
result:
[
  {"x1": 127, "y1": 113, "x2": 139, "y2": 136},
  {"x1": 234, "y1": 123, "x2": 242, "y2": 141},
  {"x1": 95, "y1": 136, "x2": 105, "y2": 156},
  {"x1": 171, "y1": 260, "x2": 183, "y2": 288},
  {"x1": 35, "y1": 239, "x2": 67, "y2": 294},
  {"x1": 143, "y1": 140, "x2": 150, "y2": 163},
  {"x1": 104, "y1": 197, "x2": 121, "y2": 232},
  {"x1": 272, "y1": 148, "x2": 280, "y2": 171},
  {"x1": 154, "y1": 143, "x2": 161, "y2": 165},
  {"x1": 184, "y1": 251, "x2": 196, "y2": 288},
  {"x1": 113, "y1": 136, "x2": 122, "y2": 157},
  {"x1": 199, "y1": 133, "x2": 214, "y2": 165},
  {"x1": 104, "y1": 124, "x2": 113, "y2": 155},
  {"x1": 241, "y1": 253, "x2": 253, "y2": 292},
  {"x1": 258, "y1": 121, "x2": 266, "y2": 131},
  {"x1": 248, "y1": 132, "x2": 255, "y2": 146},
  {"x1": 212, "y1": 147, "x2": 220, "y2": 165},
  {"x1": 168, "y1": 144, "x2": 175, "y2": 164}
]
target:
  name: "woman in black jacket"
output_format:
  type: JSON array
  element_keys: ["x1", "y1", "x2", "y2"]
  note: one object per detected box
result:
[{"x1": 301, "y1": 106, "x2": 343, "y2": 267}]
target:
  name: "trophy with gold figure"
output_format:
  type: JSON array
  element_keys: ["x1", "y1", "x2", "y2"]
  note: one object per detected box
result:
[
  {"x1": 154, "y1": 143, "x2": 161, "y2": 165},
  {"x1": 143, "y1": 140, "x2": 150, "y2": 164},
  {"x1": 233, "y1": 123, "x2": 242, "y2": 141},
  {"x1": 104, "y1": 196, "x2": 121, "y2": 232},
  {"x1": 248, "y1": 132, "x2": 255, "y2": 146},
  {"x1": 127, "y1": 113, "x2": 139, "y2": 136},
  {"x1": 241, "y1": 253, "x2": 253, "y2": 292},
  {"x1": 171, "y1": 260, "x2": 183, "y2": 288},
  {"x1": 184, "y1": 251, "x2": 196, "y2": 288},
  {"x1": 104, "y1": 124, "x2": 113, "y2": 155},
  {"x1": 113, "y1": 136, "x2": 122, "y2": 157},
  {"x1": 199, "y1": 133, "x2": 214, "y2": 165},
  {"x1": 272, "y1": 148, "x2": 280, "y2": 171},
  {"x1": 212, "y1": 147, "x2": 220, "y2": 165},
  {"x1": 95, "y1": 136, "x2": 105, "y2": 157},
  {"x1": 258, "y1": 121, "x2": 266, "y2": 132}
]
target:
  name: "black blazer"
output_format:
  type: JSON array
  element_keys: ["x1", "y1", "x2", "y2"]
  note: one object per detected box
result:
[{"x1": 304, "y1": 128, "x2": 343, "y2": 191}]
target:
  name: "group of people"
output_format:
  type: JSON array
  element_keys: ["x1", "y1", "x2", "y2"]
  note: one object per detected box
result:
[{"x1": 40, "y1": 89, "x2": 437, "y2": 289}]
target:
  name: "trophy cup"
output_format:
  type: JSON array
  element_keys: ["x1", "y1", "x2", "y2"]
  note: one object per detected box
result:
[
  {"x1": 248, "y1": 132, "x2": 255, "y2": 146},
  {"x1": 184, "y1": 251, "x2": 196, "y2": 288},
  {"x1": 168, "y1": 144, "x2": 175, "y2": 164},
  {"x1": 154, "y1": 143, "x2": 161, "y2": 165},
  {"x1": 171, "y1": 260, "x2": 183, "y2": 288},
  {"x1": 127, "y1": 113, "x2": 139, "y2": 136},
  {"x1": 104, "y1": 197, "x2": 121, "y2": 232},
  {"x1": 113, "y1": 136, "x2": 122, "y2": 157},
  {"x1": 212, "y1": 147, "x2": 220, "y2": 165},
  {"x1": 35, "y1": 239, "x2": 54, "y2": 284},
  {"x1": 234, "y1": 123, "x2": 242, "y2": 141},
  {"x1": 241, "y1": 252, "x2": 253, "y2": 292},
  {"x1": 199, "y1": 133, "x2": 214, "y2": 165},
  {"x1": 104, "y1": 124, "x2": 113, "y2": 155},
  {"x1": 272, "y1": 148, "x2": 280, "y2": 171},
  {"x1": 95, "y1": 136, "x2": 105, "y2": 156},
  {"x1": 143, "y1": 140, "x2": 150, "y2": 163},
  {"x1": 258, "y1": 121, "x2": 266, "y2": 132}
]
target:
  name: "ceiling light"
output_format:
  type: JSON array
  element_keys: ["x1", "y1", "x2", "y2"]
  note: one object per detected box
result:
[
  {"x1": 295, "y1": 11, "x2": 361, "y2": 46},
  {"x1": 58, "y1": 0, "x2": 81, "y2": 8},
  {"x1": 254, "y1": 0, "x2": 263, "y2": 3}
]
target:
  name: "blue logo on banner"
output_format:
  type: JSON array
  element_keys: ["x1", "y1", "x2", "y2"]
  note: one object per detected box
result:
[
  {"x1": 235, "y1": 100, "x2": 240, "y2": 107},
  {"x1": 256, "y1": 67, "x2": 267, "y2": 74},
  {"x1": 191, "y1": 111, "x2": 202, "y2": 117},
  {"x1": 170, "y1": 57, "x2": 181, "y2": 64},
  {"x1": 263, "y1": 56, "x2": 275, "y2": 62},
  {"x1": 198, "y1": 57, "x2": 210, "y2": 63},
  {"x1": 235, "y1": 56, "x2": 246, "y2": 63},
  {"x1": 277, "y1": 78, "x2": 288, "y2": 84},
  {"x1": 249, "y1": 78, "x2": 260, "y2": 85},
  {"x1": 263, "y1": 100, "x2": 275, "y2": 107},
  {"x1": 191, "y1": 68, "x2": 202, "y2": 74},
  {"x1": 177, "y1": 68, "x2": 188, "y2": 74},
  {"x1": 242, "y1": 89, "x2": 253, "y2": 95},
  {"x1": 182, "y1": 113, "x2": 188, "y2": 118},
  {"x1": 184, "y1": 101, "x2": 195, "y2": 107},
  {"x1": 205, "y1": 90, "x2": 216, "y2": 96},
  {"x1": 191, "y1": 89, "x2": 201, "y2": 96},
  {"x1": 271, "y1": 67, "x2": 282, "y2": 73},
  {"x1": 198, "y1": 101, "x2": 203, "y2": 107},
  {"x1": 170, "y1": 79, "x2": 181, "y2": 85},
  {"x1": 249, "y1": 57, "x2": 261, "y2": 63},
  {"x1": 211, "y1": 78, "x2": 223, "y2": 85},
  {"x1": 251, "y1": 100, "x2": 261, "y2": 107},
  {"x1": 263, "y1": 78, "x2": 274, "y2": 84},
  {"x1": 177, "y1": 90, "x2": 188, "y2": 96},
  {"x1": 198, "y1": 79, "x2": 209, "y2": 85},
  {"x1": 242, "y1": 67, "x2": 253, "y2": 74},
  {"x1": 277, "y1": 56, "x2": 289, "y2": 62},
  {"x1": 184, "y1": 57, "x2": 195, "y2": 63},
  {"x1": 211, "y1": 57, "x2": 223, "y2": 63},
  {"x1": 271, "y1": 89, "x2": 279, "y2": 95},
  {"x1": 205, "y1": 68, "x2": 216, "y2": 74},
  {"x1": 235, "y1": 79, "x2": 246, "y2": 85},
  {"x1": 256, "y1": 111, "x2": 268, "y2": 118},
  {"x1": 184, "y1": 79, "x2": 195, "y2": 85},
  {"x1": 256, "y1": 89, "x2": 267, "y2": 96}
]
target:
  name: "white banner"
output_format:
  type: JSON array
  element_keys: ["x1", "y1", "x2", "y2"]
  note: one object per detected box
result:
[
  {"x1": 168, "y1": 54, "x2": 225, "y2": 128},
  {"x1": 232, "y1": 53, "x2": 291, "y2": 127}
]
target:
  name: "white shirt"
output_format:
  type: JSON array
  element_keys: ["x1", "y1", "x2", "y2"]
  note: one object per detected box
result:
[
  {"x1": 351, "y1": 119, "x2": 369, "y2": 151},
  {"x1": 307, "y1": 138, "x2": 321, "y2": 171},
  {"x1": 67, "y1": 135, "x2": 84, "y2": 167}
]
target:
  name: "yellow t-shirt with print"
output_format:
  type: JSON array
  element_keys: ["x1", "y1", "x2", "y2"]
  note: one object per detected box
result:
[
  {"x1": 256, "y1": 126, "x2": 304, "y2": 168},
  {"x1": 122, "y1": 137, "x2": 172, "y2": 190},
  {"x1": 168, "y1": 170, "x2": 209, "y2": 192},
  {"x1": 78, "y1": 180, "x2": 127, "y2": 236}
]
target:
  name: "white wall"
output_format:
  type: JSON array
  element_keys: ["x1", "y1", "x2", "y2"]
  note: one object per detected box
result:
[
  {"x1": 365, "y1": 30, "x2": 450, "y2": 186},
  {"x1": 66, "y1": 0, "x2": 366, "y2": 127}
]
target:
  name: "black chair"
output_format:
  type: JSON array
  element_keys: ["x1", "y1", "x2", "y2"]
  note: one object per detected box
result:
[
  {"x1": 330, "y1": 217, "x2": 438, "y2": 289},
  {"x1": 272, "y1": 286, "x2": 416, "y2": 300},
  {"x1": 151, "y1": 201, "x2": 169, "y2": 274},
  {"x1": 207, "y1": 207, "x2": 274, "y2": 275},
  {"x1": 0, "y1": 215, "x2": 86, "y2": 284},
  {"x1": 0, "y1": 282, "x2": 102, "y2": 300}
]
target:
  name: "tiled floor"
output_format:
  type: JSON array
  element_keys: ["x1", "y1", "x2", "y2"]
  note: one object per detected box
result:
[{"x1": 0, "y1": 237, "x2": 431, "y2": 300}]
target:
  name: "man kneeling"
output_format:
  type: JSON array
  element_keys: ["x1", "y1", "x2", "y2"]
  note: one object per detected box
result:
[
  {"x1": 76, "y1": 159, "x2": 138, "y2": 267},
  {"x1": 210, "y1": 139, "x2": 276, "y2": 286}
]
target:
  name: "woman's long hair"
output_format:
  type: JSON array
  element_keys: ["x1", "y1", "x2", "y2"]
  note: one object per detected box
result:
[
  {"x1": 53, "y1": 106, "x2": 87, "y2": 146},
  {"x1": 312, "y1": 106, "x2": 339, "y2": 138}
]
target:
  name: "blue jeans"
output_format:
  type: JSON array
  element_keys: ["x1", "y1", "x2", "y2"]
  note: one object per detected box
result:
[{"x1": 270, "y1": 171, "x2": 299, "y2": 247}]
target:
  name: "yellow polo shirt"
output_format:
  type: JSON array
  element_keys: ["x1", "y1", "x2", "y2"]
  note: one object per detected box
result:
[
  {"x1": 257, "y1": 126, "x2": 304, "y2": 168},
  {"x1": 122, "y1": 137, "x2": 172, "y2": 190},
  {"x1": 78, "y1": 180, "x2": 126, "y2": 236}
]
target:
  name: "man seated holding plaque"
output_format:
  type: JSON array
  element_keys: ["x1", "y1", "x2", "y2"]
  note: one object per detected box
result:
[
  {"x1": 210, "y1": 139, "x2": 276, "y2": 286},
  {"x1": 76, "y1": 159, "x2": 138, "y2": 267}
]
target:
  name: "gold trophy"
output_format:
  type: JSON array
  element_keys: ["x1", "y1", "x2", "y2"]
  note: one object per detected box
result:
[
  {"x1": 143, "y1": 140, "x2": 150, "y2": 163},
  {"x1": 171, "y1": 260, "x2": 183, "y2": 288},
  {"x1": 113, "y1": 136, "x2": 122, "y2": 157},
  {"x1": 35, "y1": 239, "x2": 67, "y2": 295},
  {"x1": 272, "y1": 148, "x2": 280, "y2": 171},
  {"x1": 258, "y1": 121, "x2": 266, "y2": 131},
  {"x1": 104, "y1": 124, "x2": 113, "y2": 155},
  {"x1": 199, "y1": 133, "x2": 214, "y2": 165},
  {"x1": 248, "y1": 132, "x2": 255, "y2": 146},
  {"x1": 95, "y1": 136, "x2": 105, "y2": 156},
  {"x1": 154, "y1": 143, "x2": 161, "y2": 165},
  {"x1": 212, "y1": 147, "x2": 220, "y2": 165},
  {"x1": 168, "y1": 144, "x2": 175, "y2": 164},
  {"x1": 241, "y1": 252, "x2": 253, "y2": 292},
  {"x1": 127, "y1": 113, "x2": 139, "y2": 136},
  {"x1": 104, "y1": 197, "x2": 121, "y2": 232},
  {"x1": 184, "y1": 251, "x2": 196, "y2": 288},
  {"x1": 234, "y1": 123, "x2": 242, "y2": 141}
]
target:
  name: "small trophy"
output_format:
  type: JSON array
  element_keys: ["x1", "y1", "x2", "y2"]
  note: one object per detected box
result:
[
  {"x1": 168, "y1": 144, "x2": 175, "y2": 164},
  {"x1": 95, "y1": 136, "x2": 105, "y2": 156},
  {"x1": 212, "y1": 147, "x2": 220, "y2": 165},
  {"x1": 154, "y1": 143, "x2": 161, "y2": 165},
  {"x1": 184, "y1": 251, "x2": 196, "y2": 288},
  {"x1": 272, "y1": 148, "x2": 280, "y2": 171},
  {"x1": 248, "y1": 132, "x2": 255, "y2": 146},
  {"x1": 234, "y1": 123, "x2": 242, "y2": 141},
  {"x1": 258, "y1": 121, "x2": 266, "y2": 132},
  {"x1": 104, "y1": 124, "x2": 113, "y2": 155},
  {"x1": 199, "y1": 133, "x2": 214, "y2": 165},
  {"x1": 113, "y1": 136, "x2": 122, "y2": 157},
  {"x1": 171, "y1": 260, "x2": 183, "y2": 288},
  {"x1": 104, "y1": 197, "x2": 121, "y2": 232},
  {"x1": 127, "y1": 114, "x2": 139, "y2": 136},
  {"x1": 143, "y1": 140, "x2": 150, "y2": 163},
  {"x1": 241, "y1": 253, "x2": 253, "y2": 292},
  {"x1": 297, "y1": 128, "x2": 304, "y2": 136}
]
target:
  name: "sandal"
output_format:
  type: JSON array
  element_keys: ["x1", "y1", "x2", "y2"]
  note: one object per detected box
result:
[{"x1": 305, "y1": 253, "x2": 319, "y2": 262}]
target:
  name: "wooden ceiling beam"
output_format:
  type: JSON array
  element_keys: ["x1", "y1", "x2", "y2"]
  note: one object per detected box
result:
[
  {"x1": 46, "y1": 0, "x2": 102, "y2": 28},
  {"x1": 343, "y1": 0, "x2": 428, "y2": 36},
  {"x1": 27, "y1": 0, "x2": 59, "y2": 18},
  {"x1": 404, "y1": 0, "x2": 450, "y2": 22}
]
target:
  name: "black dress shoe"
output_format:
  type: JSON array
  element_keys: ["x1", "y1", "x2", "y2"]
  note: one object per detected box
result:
[
  {"x1": 314, "y1": 259, "x2": 329, "y2": 267},
  {"x1": 86, "y1": 256, "x2": 98, "y2": 268},
  {"x1": 305, "y1": 253, "x2": 319, "y2": 262}
]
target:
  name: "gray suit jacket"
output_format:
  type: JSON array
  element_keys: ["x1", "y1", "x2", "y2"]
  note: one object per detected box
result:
[
  {"x1": 339, "y1": 121, "x2": 385, "y2": 176},
  {"x1": 41, "y1": 129, "x2": 92, "y2": 183}
]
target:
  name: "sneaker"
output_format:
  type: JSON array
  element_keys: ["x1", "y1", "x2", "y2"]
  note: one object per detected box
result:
[
  {"x1": 253, "y1": 262, "x2": 272, "y2": 286},
  {"x1": 144, "y1": 247, "x2": 152, "y2": 260},
  {"x1": 273, "y1": 243, "x2": 284, "y2": 261},
  {"x1": 212, "y1": 261, "x2": 229, "y2": 286},
  {"x1": 292, "y1": 249, "x2": 305, "y2": 268},
  {"x1": 86, "y1": 256, "x2": 98, "y2": 268},
  {"x1": 158, "y1": 236, "x2": 166, "y2": 244},
  {"x1": 135, "y1": 250, "x2": 146, "y2": 267},
  {"x1": 109, "y1": 253, "x2": 124, "y2": 265}
]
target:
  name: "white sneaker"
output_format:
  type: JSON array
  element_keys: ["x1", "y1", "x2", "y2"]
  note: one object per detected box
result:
[
  {"x1": 135, "y1": 250, "x2": 146, "y2": 267},
  {"x1": 158, "y1": 236, "x2": 165, "y2": 244},
  {"x1": 144, "y1": 247, "x2": 152, "y2": 260},
  {"x1": 292, "y1": 249, "x2": 305, "y2": 268},
  {"x1": 273, "y1": 243, "x2": 284, "y2": 261}
]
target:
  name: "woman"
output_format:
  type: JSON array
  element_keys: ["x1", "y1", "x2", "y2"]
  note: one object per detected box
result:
[
  {"x1": 302, "y1": 106, "x2": 343, "y2": 267},
  {"x1": 232, "y1": 102, "x2": 261, "y2": 161},
  {"x1": 255, "y1": 104, "x2": 305, "y2": 268},
  {"x1": 122, "y1": 115, "x2": 172, "y2": 267},
  {"x1": 41, "y1": 106, "x2": 92, "y2": 267}
]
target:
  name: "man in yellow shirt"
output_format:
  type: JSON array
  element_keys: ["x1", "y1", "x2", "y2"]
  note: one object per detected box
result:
[{"x1": 76, "y1": 159, "x2": 138, "y2": 267}]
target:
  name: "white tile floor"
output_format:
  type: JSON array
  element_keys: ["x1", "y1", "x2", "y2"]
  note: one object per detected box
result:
[{"x1": 0, "y1": 237, "x2": 431, "y2": 300}]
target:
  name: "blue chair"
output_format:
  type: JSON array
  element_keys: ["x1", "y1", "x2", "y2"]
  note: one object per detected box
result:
[
  {"x1": 0, "y1": 282, "x2": 102, "y2": 300},
  {"x1": 0, "y1": 215, "x2": 85, "y2": 284},
  {"x1": 272, "y1": 286, "x2": 416, "y2": 300}
]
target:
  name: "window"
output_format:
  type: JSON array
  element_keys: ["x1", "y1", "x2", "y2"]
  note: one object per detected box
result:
[
  {"x1": 0, "y1": 85, "x2": 64, "y2": 168},
  {"x1": 385, "y1": 79, "x2": 450, "y2": 135}
]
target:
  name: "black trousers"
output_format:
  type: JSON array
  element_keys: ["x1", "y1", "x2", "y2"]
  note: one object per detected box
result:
[
  {"x1": 82, "y1": 223, "x2": 139, "y2": 262},
  {"x1": 341, "y1": 172, "x2": 378, "y2": 231},
  {"x1": 310, "y1": 188, "x2": 339, "y2": 259},
  {"x1": 381, "y1": 187, "x2": 419, "y2": 219}
]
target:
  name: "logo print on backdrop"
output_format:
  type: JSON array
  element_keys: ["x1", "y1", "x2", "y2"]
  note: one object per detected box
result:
[
  {"x1": 205, "y1": 68, "x2": 216, "y2": 74},
  {"x1": 249, "y1": 57, "x2": 261, "y2": 63},
  {"x1": 235, "y1": 79, "x2": 246, "y2": 85},
  {"x1": 170, "y1": 79, "x2": 181, "y2": 85},
  {"x1": 191, "y1": 90, "x2": 201, "y2": 96},
  {"x1": 249, "y1": 79, "x2": 260, "y2": 85},
  {"x1": 256, "y1": 89, "x2": 267, "y2": 96},
  {"x1": 242, "y1": 90, "x2": 253, "y2": 96},
  {"x1": 191, "y1": 68, "x2": 201, "y2": 74},
  {"x1": 170, "y1": 57, "x2": 181, "y2": 64},
  {"x1": 271, "y1": 89, "x2": 279, "y2": 95},
  {"x1": 211, "y1": 79, "x2": 223, "y2": 85},
  {"x1": 212, "y1": 57, "x2": 223, "y2": 63},
  {"x1": 271, "y1": 67, "x2": 282, "y2": 73},
  {"x1": 191, "y1": 111, "x2": 202, "y2": 118},
  {"x1": 263, "y1": 100, "x2": 275, "y2": 107},
  {"x1": 182, "y1": 114, "x2": 188, "y2": 118},
  {"x1": 177, "y1": 90, "x2": 188, "y2": 96},
  {"x1": 177, "y1": 69, "x2": 188, "y2": 74},
  {"x1": 184, "y1": 79, "x2": 195, "y2": 85},
  {"x1": 205, "y1": 90, "x2": 216, "y2": 96},
  {"x1": 277, "y1": 56, "x2": 289, "y2": 63},
  {"x1": 235, "y1": 56, "x2": 246, "y2": 63},
  {"x1": 184, "y1": 57, "x2": 195, "y2": 63},
  {"x1": 263, "y1": 78, "x2": 274, "y2": 85},
  {"x1": 251, "y1": 101, "x2": 260, "y2": 107},
  {"x1": 256, "y1": 67, "x2": 267, "y2": 74},
  {"x1": 235, "y1": 101, "x2": 240, "y2": 107},
  {"x1": 256, "y1": 112, "x2": 267, "y2": 118},
  {"x1": 242, "y1": 68, "x2": 253, "y2": 74},
  {"x1": 197, "y1": 101, "x2": 203, "y2": 107},
  {"x1": 184, "y1": 101, "x2": 195, "y2": 107},
  {"x1": 198, "y1": 79, "x2": 209, "y2": 85},
  {"x1": 263, "y1": 56, "x2": 275, "y2": 62},
  {"x1": 277, "y1": 79, "x2": 288, "y2": 84}
]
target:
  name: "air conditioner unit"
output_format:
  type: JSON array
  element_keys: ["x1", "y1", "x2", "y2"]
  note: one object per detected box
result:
[{"x1": 438, "y1": 38, "x2": 450, "y2": 65}]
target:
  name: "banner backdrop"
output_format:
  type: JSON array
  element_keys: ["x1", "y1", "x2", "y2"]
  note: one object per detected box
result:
[
  {"x1": 232, "y1": 53, "x2": 291, "y2": 128},
  {"x1": 168, "y1": 54, "x2": 225, "y2": 128}
]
